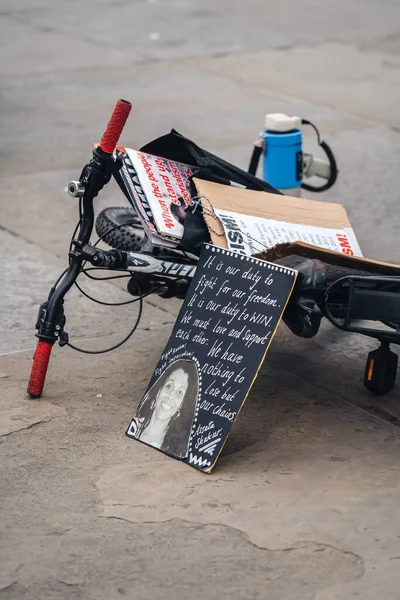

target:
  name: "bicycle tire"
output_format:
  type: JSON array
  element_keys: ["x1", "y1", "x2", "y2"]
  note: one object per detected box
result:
[{"x1": 95, "y1": 206, "x2": 144, "y2": 251}]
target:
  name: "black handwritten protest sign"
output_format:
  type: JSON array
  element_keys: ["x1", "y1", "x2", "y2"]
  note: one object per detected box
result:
[{"x1": 126, "y1": 244, "x2": 297, "y2": 472}]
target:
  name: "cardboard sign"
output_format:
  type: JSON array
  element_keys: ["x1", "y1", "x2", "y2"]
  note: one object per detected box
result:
[
  {"x1": 256, "y1": 241, "x2": 400, "y2": 276},
  {"x1": 194, "y1": 178, "x2": 363, "y2": 258},
  {"x1": 126, "y1": 244, "x2": 297, "y2": 472}
]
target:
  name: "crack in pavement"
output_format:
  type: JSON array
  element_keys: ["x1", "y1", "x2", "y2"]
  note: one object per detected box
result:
[
  {"x1": 56, "y1": 580, "x2": 82, "y2": 587},
  {"x1": 0, "y1": 420, "x2": 44, "y2": 439},
  {"x1": 100, "y1": 514, "x2": 365, "y2": 566},
  {"x1": 0, "y1": 581, "x2": 17, "y2": 594},
  {"x1": 0, "y1": 223, "x2": 35, "y2": 248},
  {"x1": 2, "y1": 10, "x2": 132, "y2": 61}
]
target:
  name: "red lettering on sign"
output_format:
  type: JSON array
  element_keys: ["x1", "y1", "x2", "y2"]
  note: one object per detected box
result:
[{"x1": 336, "y1": 234, "x2": 354, "y2": 257}]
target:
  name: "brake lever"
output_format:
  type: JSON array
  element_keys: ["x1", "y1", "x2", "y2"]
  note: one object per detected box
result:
[{"x1": 70, "y1": 241, "x2": 127, "y2": 270}]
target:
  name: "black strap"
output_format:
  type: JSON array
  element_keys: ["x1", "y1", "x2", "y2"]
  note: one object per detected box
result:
[
  {"x1": 140, "y1": 130, "x2": 281, "y2": 195},
  {"x1": 248, "y1": 144, "x2": 263, "y2": 176},
  {"x1": 301, "y1": 120, "x2": 338, "y2": 192}
]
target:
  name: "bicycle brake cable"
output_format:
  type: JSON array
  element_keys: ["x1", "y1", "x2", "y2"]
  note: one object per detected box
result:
[{"x1": 51, "y1": 216, "x2": 152, "y2": 354}]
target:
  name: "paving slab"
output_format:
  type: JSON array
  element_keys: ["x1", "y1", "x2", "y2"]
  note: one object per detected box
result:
[
  {"x1": 7, "y1": 0, "x2": 400, "y2": 61},
  {"x1": 193, "y1": 44, "x2": 400, "y2": 126},
  {"x1": 0, "y1": 228, "x2": 175, "y2": 354},
  {"x1": 0, "y1": 15, "x2": 129, "y2": 78},
  {"x1": 0, "y1": 327, "x2": 399, "y2": 600},
  {"x1": 1, "y1": 0, "x2": 400, "y2": 598}
]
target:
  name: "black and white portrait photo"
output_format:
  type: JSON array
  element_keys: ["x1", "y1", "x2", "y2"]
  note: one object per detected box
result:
[{"x1": 128, "y1": 359, "x2": 199, "y2": 459}]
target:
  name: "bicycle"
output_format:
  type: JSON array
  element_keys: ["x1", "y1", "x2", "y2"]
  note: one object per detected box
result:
[{"x1": 27, "y1": 100, "x2": 400, "y2": 399}]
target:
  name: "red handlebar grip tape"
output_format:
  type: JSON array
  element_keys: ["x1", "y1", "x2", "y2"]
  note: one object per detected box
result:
[
  {"x1": 99, "y1": 99, "x2": 132, "y2": 155},
  {"x1": 27, "y1": 341, "x2": 53, "y2": 397}
]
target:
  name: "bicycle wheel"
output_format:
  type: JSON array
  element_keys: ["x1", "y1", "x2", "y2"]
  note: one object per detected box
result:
[{"x1": 95, "y1": 206, "x2": 145, "y2": 251}]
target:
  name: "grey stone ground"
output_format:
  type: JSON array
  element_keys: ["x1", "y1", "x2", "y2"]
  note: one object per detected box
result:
[{"x1": 1, "y1": 1, "x2": 400, "y2": 598}]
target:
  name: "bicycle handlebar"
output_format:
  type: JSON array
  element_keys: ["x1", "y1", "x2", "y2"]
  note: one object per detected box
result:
[
  {"x1": 27, "y1": 341, "x2": 53, "y2": 397},
  {"x1": 27, "y1": 99, "x2": 132, "y2": 398},
  {"x1": 99, "y1": 99, "x2": 132, "y2": 155}
]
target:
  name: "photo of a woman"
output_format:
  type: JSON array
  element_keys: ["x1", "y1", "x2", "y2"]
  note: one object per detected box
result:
[{"x1": 129, "y1": 359, "x2": 199, "y2": 458}]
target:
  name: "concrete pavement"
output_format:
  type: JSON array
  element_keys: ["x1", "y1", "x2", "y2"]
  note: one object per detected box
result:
[{"x1": 1, "y1": 1, "x2": 400, "y2": 598}]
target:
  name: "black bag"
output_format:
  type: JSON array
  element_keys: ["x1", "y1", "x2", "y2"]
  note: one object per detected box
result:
[
  {"x1": 141, "y1": 129, "x2": 280, "y2": 193},
  {"x1": 141, "y1": 130, "x2": 281, "y2": 253}
]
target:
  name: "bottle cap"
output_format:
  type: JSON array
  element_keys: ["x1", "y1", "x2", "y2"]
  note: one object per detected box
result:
[{"x1": 265, "y1": 113, "x2": 301, "y2": 132}]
